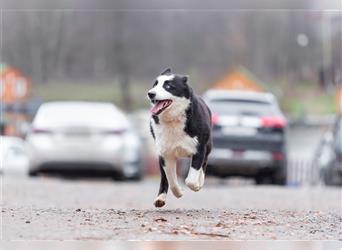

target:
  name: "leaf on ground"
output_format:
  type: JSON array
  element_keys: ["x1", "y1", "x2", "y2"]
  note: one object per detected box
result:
[{"x1": 154, "y1": 217, "x2": 167, "y2": 222}]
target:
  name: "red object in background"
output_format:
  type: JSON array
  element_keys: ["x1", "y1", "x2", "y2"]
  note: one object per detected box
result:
[
  {"x1": 211, "y1": 113, "x2": 220, "y2": 125},
  {"x1": 272, "y1": 152, "x2": 284, "y2": 161},
  {"x1": 261, "y1": 117, "x2": 286, "y2": 128},
  {"x1": 232, "y1": 150, "x2": 245, "y2": 159},
  {"x1": 0, "y1": 63, "x2": 31, "y2": 104}
]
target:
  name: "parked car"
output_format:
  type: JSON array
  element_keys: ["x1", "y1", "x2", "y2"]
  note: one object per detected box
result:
[
  {"x1": 26, "y1": 102, "x2": 143, "y2": 180},
  {"x1": 317, "y1": 116, "x2": 342, "y2": 186},
  {"x1": 203, "y1": 90, "x2": 287, "y2": 185},
  {"x1": 0, "y1": 136, "x2": 29, "y2": 175}
]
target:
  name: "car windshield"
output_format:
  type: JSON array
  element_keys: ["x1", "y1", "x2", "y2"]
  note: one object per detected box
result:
[
  {"x1": 208, "y1": 99, "x2": 278, "y2": 116},
  {"x1": 34, "y1": 103, "x2": 129, "y2": 130}
]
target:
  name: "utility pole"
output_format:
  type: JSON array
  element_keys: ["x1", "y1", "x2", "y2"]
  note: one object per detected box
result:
[
  {"x1": 115, "y1": 11, "x2": 131, "y2": 111},
  {"x1": 321, "y1": 12, "x2": 333, "y2": 91}
]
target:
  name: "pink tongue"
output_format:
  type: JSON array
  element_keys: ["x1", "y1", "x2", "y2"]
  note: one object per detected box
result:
[{"x1": 151, "y1": 101, "x2": 168, "y2": 114}]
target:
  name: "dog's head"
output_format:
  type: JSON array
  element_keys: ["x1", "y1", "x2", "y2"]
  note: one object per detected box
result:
[{"x1": 148, "y1": 68, "x2": 192, "y2": 116}]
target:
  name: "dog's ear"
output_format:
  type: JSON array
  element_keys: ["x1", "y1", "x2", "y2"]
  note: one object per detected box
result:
[
  {"x1": 160, "y1": 68, "x2": 171, "y2": 75},
  {"x1": 181, "y1": 75, "x2": 188, "y2": 84},
  {"x1": 182, "y1": 76, "x2": 193, "y2": 99}
]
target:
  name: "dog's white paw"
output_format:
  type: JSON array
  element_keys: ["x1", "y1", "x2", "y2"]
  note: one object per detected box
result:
[
  {"x1": 199, "y1": 168, "x2": 205, "y2": 188},
  {"x1": 171, "y1": 186, "x2": 183, "y2": 198},
  {"x1": 185, "y1": 167, "x2": 202, "y2": 192},
  {"x1": 185, "y1": 178, "x2": 201, "y2": 192},
  {"x1": 154, "y1": 193, "x2": 166, "y2": 207}
]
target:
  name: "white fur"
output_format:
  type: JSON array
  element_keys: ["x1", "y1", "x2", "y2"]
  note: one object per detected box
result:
[
  {"x1": 185, "y1": 167, "x2": 204, "y2": 192},
  {"x1": 151, "y1": 97, "x2": 198, "y2": 157},
  {"x1": 149, "y1": 74, "x2": 175, "y2": 101},
  {"x1": 199, "y1": 168, "x2": 205, "y2": 188},
  {"x1": 154, "y1": 193, "x2": 166, "y2": 204},
  {"x1": 150, "y1": 73, "x2": 205, "y2": 199},
  {"x1": 151, "y1": 108, "x2": 198, "y2": 198},
  {"x1": 150, "y1": 85, "x2": 199, "y2": 198},
  {"x1": 163, "y1": 163, "x2": 183, "y2": 198}
]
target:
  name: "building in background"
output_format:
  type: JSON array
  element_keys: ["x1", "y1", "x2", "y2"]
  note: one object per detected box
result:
[
  {"x1": 210, "y1": 66, "x2": 268, "y2": 92},
  {"x1": 1, "y1": 63, "x2": 32, "y2": 136}
]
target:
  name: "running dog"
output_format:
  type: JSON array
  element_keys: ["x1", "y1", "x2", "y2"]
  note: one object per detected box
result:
[{"x1": 148, "y1": 68, "x2": 212, "y2": 207}]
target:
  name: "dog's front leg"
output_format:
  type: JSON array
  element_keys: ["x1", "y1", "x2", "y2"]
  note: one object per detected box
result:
[
  {"x1": 185, "y1": 145, "x2": 206, "y2": 192},
  {"x1": 154, "y1": 156, "x2": 169, "y2": 207},
  {"x1": 163, "y1": 156, "x2": 183, "y2": 198}
]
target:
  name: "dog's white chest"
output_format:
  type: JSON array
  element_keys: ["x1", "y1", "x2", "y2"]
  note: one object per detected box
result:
[{"x1": 152, "y1": 117, "x2": 198, "y2": 158}]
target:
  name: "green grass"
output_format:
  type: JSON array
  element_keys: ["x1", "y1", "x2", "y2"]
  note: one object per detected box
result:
[
  {"x1": 32, "y1": 81, "x2": 151, "y2": 110},
  {"x1": 281, "y1": 94, "x2": 336, "y2": 117},
  {"x1": 32, "y1": 79, "x2": 338, "y2": 116},
  {"x1": 275, "y1": 80, "x2": 337, "y2": 117}
]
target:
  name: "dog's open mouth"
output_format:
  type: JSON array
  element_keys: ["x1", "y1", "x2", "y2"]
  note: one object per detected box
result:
[{"x1": 150, "y1": 99, "x2": 172, "y2": 115}]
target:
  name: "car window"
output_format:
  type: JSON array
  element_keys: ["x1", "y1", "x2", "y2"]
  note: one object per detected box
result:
[
  {"x1": 34, "y1": 104, "x2": 129, "y2": 129},
  {"x1": 208, "y1": 99, "x2": 279, "y2": 116}
]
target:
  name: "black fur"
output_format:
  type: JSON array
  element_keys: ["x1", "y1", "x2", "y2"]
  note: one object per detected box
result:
[
  {"x1": 149, "y1": 121, "x2": 155, "y2": 140},
  {"x1": 152, "y1": 115, "x2": 159, "y2": 124},
  {"x1": 184, "y1": 93, "x2": 212, "y2": 172},
  {"x1": 161, "y1": 75, "x2": 191, "y2": 99},
  {"x1": 158, "y1": 156, "x2": 168, "y2": 195},
  {"x1": 150, "y1": 68, "x2": 212, "y2": 206}
]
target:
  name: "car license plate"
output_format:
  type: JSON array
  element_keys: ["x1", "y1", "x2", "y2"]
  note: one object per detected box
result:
[{"x1": 222, "y1": 127, "x2": 257, "y2": 136}]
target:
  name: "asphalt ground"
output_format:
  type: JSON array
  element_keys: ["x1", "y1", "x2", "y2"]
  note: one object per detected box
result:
[{"x1": 2, "y1": 176, "x2": 341, "y2": 240}]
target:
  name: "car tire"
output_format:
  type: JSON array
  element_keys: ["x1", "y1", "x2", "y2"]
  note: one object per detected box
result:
[
  {"x1": 112, "y1": 171, "x2": 143, "y2": 182},
  {"x1": 271, "y1": 173, "x2": 287, "y2": 185},
  {"x1": 126, "y1": 174, "x2": 143, "y2": 182},
  {"x1": 271, "y1": 162, "x2": 287, "y2": 185},
  {"x1": 323, "y1": 168, "x2": 342, "y2": 186},
  {"x1": 255, "y1": 172, "x2": 287, "y2": 185},
  {"x1": 28, "y1": 169, "x2": 39, "y2": 177},
  {"x1": 255, "y1": 175, "x2": 273, "y2": 185}
]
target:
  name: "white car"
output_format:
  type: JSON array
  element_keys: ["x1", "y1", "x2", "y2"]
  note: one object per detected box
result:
[
  {"x1": 1, "y1": 136, "x2": 29, "y2": 175},
  {"x1": 26, "y1": 102, "x2": 143, "y2": 180}
]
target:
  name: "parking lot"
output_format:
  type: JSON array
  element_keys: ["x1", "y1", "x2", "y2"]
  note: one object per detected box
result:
[
  {"x1": 2, "y1": 118, "x2": 341, "y2": 241},
  {"x1": 2, "y1": 176, "x2": 341, "y2": 240}
]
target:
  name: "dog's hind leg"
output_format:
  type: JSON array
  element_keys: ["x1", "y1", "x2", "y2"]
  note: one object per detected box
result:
[
  {"x1": 164, "y1": 156, "x2": 183, "y2": 198},
  {"x1": 186, "y1": 144, "x2": 206, "y2": 192},
  {"x1": 154, "y1": 156, "x2": 169, "y2": 207},
  {"x1": 199, "y1": 142, "x2": 212, "y2": 188}
]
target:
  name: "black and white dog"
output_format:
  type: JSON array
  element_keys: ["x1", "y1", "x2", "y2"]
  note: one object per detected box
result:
[{"x1": 148, "y1": 68, "x2": 212, "y2": 207}]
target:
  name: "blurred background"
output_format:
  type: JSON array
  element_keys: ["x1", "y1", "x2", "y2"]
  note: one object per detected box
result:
[{"x1": 1, "y1": 0, "x2": 342, "y2": 187}]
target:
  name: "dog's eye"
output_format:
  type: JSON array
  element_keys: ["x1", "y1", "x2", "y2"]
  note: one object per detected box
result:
[
  {"x1": 153, "y1": 81, "x2": 158, "y2": 87},
  {"x1": 164, "y1": 81, "x2": 173, "y2": 89}
]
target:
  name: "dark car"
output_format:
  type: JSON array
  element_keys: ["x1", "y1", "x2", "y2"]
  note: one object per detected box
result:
[
  {"x1": 317, "y1": 116, "x2": 342, "y2": 186},
  {"x1": 203, "y1": 90, "x2": 287, "y2": 185}
]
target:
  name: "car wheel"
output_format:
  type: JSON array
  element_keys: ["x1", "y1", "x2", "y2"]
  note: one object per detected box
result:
[
  {"x1": 126, "y1": 173, "x2": 143, "y2": 182},
  {"x1": 323, "y1": 168, "x2": 342, "y2": 186},
  {"x1": 271, "y1": 163, "x2": 287, "y2": 185},
  {"x1": 28, "y1": 169, "x2": 39, "y2": 177},
  {"x1": 255, "y1": 175, "x2": 273, "y2": 185},
  {"x1": 111, "y1": 173, "x2": 125, "y2": 181},
  {"x1": 112, "y1": 171, "x2": 143, "y2": 182},
  {"x1": 271, "y1": 173, "x2": 287, "y2": 185}
]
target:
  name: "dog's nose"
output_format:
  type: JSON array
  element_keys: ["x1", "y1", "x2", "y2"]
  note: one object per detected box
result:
[{"x1": 148, "y1": 91, "x2": 156, "y2": 100}]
